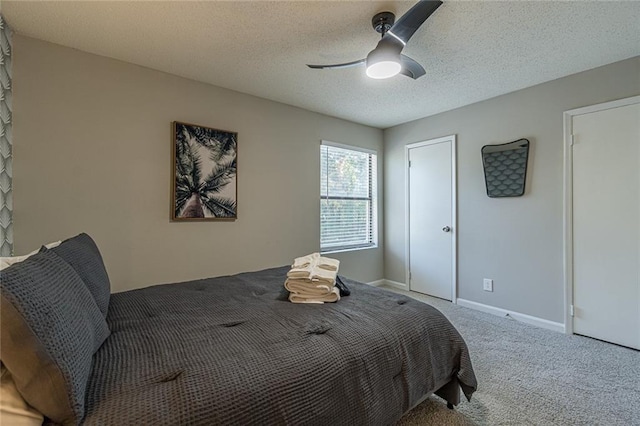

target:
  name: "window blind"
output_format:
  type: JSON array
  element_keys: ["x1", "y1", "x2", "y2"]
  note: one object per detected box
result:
[{"x1": 320, "y1": 143, "x2": 377, "y2": 252}]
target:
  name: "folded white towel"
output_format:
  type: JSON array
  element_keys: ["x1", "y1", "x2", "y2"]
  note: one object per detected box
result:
[
  {"x1": 285, "y1": 257, "x2": 340, "y2": 304},
  {"x1": 310, "y1": 266, "x2": 337, "y2": 285},
  {"x1": 287, "y1": 265, "x2": 312, "y2": 279},
  {"x1": 289, "y1": 287, "x2": 340, "y2": 304},
  {"x1": 284, "y1": 279, "x2": 333, "y2": 296},
  {"x1": 317, "y1": 256, "x2": 340, "y2": 271},
  {"x1": 292, "y1": 253, "x2": 320, "y2": 269},
  {"x1": 288, "y1": 297, "x2": 325, "y2": 304},
  {"x1": 292, "y1": 253, "x2": 340, "y2": 270}
]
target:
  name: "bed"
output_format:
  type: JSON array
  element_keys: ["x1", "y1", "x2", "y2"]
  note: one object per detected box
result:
[{"x1": 1, "y1": 234, "x2": 477, "y2": 425}]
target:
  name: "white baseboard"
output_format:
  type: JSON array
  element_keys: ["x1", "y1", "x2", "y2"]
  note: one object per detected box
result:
[
  {"x1": 367, "y1": 279, "x2": 386, "y2": 287},
  {"x1": 456, "y1": 298, "x2": 565, "y2": 333},
  {"x1": 367, "y1": 279, "x2": 407, "y2": 289},
  {"x1": 383, "y1": 279, "x2": 407, "y2": 290}
]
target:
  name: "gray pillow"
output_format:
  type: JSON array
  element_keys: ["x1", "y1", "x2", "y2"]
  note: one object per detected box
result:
[
  {"x1": 0, "y1": 250, "x2": 110, "y2": 425},
  {"x1": 51, "y1": 233, "x2": 111, "y2": 317}
]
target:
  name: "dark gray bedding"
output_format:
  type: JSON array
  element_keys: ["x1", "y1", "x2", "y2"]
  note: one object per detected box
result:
[{"x1": 83, "y1": 267, "x2": 476, "y2": 425}]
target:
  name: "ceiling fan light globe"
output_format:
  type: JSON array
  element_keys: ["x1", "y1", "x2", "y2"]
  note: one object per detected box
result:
[{"x1": 366, "y1": 60, "x2": 401, "y2": 79}]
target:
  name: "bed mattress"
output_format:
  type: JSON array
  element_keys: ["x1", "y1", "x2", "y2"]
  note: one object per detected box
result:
[{"x1": 83, "y1": 266, "x2": 476, "y2": 425}]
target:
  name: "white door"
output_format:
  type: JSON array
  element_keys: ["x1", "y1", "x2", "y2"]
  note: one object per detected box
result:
[
  {"x1": 572, "y1": 99, "x2": 640, "y2": 349},
  {"x1": 407, "y1": 136, "x2": 456, "y2": 300}
]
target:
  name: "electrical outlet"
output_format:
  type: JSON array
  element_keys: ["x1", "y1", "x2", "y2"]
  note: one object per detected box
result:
[{"x1": 483, "y1": 279, "x2": 493, "y2": 292}]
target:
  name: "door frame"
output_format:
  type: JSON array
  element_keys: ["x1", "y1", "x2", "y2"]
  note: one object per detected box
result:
[
  {"x1": 405, "y1": 134, "x2": 457, "y2": 302},
  {"x1": 562, "y1": 95, "x2": 640, "y2": 335}
]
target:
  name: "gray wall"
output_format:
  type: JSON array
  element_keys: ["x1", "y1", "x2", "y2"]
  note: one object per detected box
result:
[
  {"x1": 384, "y1": 57, "x2": 640, "y2": 323},
  {"x1": 12, "y1": 36, "x2": 384, "y2": 292}
]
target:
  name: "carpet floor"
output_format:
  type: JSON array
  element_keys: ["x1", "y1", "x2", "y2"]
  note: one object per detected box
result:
[{"x1": 389, "y1": 286, "x2": 640, "y2": 426}]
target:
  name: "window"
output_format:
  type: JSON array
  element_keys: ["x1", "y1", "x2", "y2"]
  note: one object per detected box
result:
[{"x1": 320, "y1": 142, "x2": 377, "y2": 253}]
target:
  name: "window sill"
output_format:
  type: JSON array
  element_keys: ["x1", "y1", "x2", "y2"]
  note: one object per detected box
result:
[{"x1": 320, "y1": 244, "x2": 378, "y2": 255}]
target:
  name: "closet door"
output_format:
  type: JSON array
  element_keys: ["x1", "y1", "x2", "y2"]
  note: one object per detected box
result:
[
  {"x1": 572, "y1": 100, "x2": 639, "y2": 349},
  {"x1": 407, "y1": 136, "x2": 456, "y2": 300}
]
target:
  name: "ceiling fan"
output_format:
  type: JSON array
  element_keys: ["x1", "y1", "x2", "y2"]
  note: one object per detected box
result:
[{"x1": 307, "y1": 0, "x2": 443, "y2": 80}]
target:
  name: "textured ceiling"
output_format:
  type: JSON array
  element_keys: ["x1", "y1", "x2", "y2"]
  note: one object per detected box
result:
[{"x1": 3, "y1": 1, "x2": 640, "y2": 129}]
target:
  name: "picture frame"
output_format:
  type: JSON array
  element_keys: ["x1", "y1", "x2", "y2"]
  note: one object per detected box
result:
[{"x1": 171, "y1": 121, "x2": 237, "y2": 221}]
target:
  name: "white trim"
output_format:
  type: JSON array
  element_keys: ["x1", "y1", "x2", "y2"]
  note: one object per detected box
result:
[
  {"x1": 564, "y1": 95, "x2": 640, "y2": 116},
  {"x1": 371, "y1": 152, "x2": 379, "y2": 250},
  {"x1": 404, "y1": 135, "x2": 458, "y2": 303},
  {"x1": 562, "y1": 108, "x2": 574, "y2": 335},
  {"x1": 321, "y1": 140, "x2": 377, "y2": 155},
  {"x1": 456, "y1": 298, "x2": 565, "y2": 333},
  {"x1": 367, "y1": 279, "x2": 386, "y2": 287},
  {"x1": 562, "y1": 95, "x2": 640, "y2": 336},
  {"x1": 320, "y1": 142, "x2": 378, "y2": 253},
  {"x1": 321, "y1": 244, "x2": 378, "y2": 255},
  {"x1": 451, "y1": 137, "x2": 457, "y2": 304},
  {"x1": 404, "y1": 145, "x2": 410, "y2": 290},
  {"x1": 383, "y1": 279, "x2": 408, "y2": 290},
  {"x1": 367, "y1": 279, "x2": 407, "y2": 289}
]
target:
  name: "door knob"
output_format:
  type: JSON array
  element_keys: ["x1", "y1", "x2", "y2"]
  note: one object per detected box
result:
[{"x1": 442, "y1": 226, "x2": 451, "y2": 232}]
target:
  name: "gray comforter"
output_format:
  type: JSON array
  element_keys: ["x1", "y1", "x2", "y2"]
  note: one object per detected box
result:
[{"x1": 83, "y1": 267, "x2": 476, "y2": 425}]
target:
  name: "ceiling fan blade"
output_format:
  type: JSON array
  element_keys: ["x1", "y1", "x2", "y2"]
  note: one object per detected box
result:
[
  {"x1": 399, "y1": 54, "x2": 426, "y2": 79},
  {"x1": 386, "y1": 0, "x2": 442, "y2": 45},
  {"x1": 306, "y1": 59, "x2": 366, "y2": 70}
]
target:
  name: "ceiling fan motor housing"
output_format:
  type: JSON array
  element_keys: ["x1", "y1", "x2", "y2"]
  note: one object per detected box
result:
[{"x1": 372, "y1": 12, "x2": 395, "y2": 35}]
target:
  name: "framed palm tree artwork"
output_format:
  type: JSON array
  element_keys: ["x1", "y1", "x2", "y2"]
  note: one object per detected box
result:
[{"x1": 171, "y1": 121, "x2": 238, "y2": 221}]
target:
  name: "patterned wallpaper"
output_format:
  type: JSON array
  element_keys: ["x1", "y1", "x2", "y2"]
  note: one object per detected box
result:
[{"x1": 0, "y1": 15, "x2": 13, "y2": 256}]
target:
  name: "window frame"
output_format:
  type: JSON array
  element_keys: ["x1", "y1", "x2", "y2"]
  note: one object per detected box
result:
[{"x1": 320, "y1": 140, "x2": 378, "y2": 254}]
